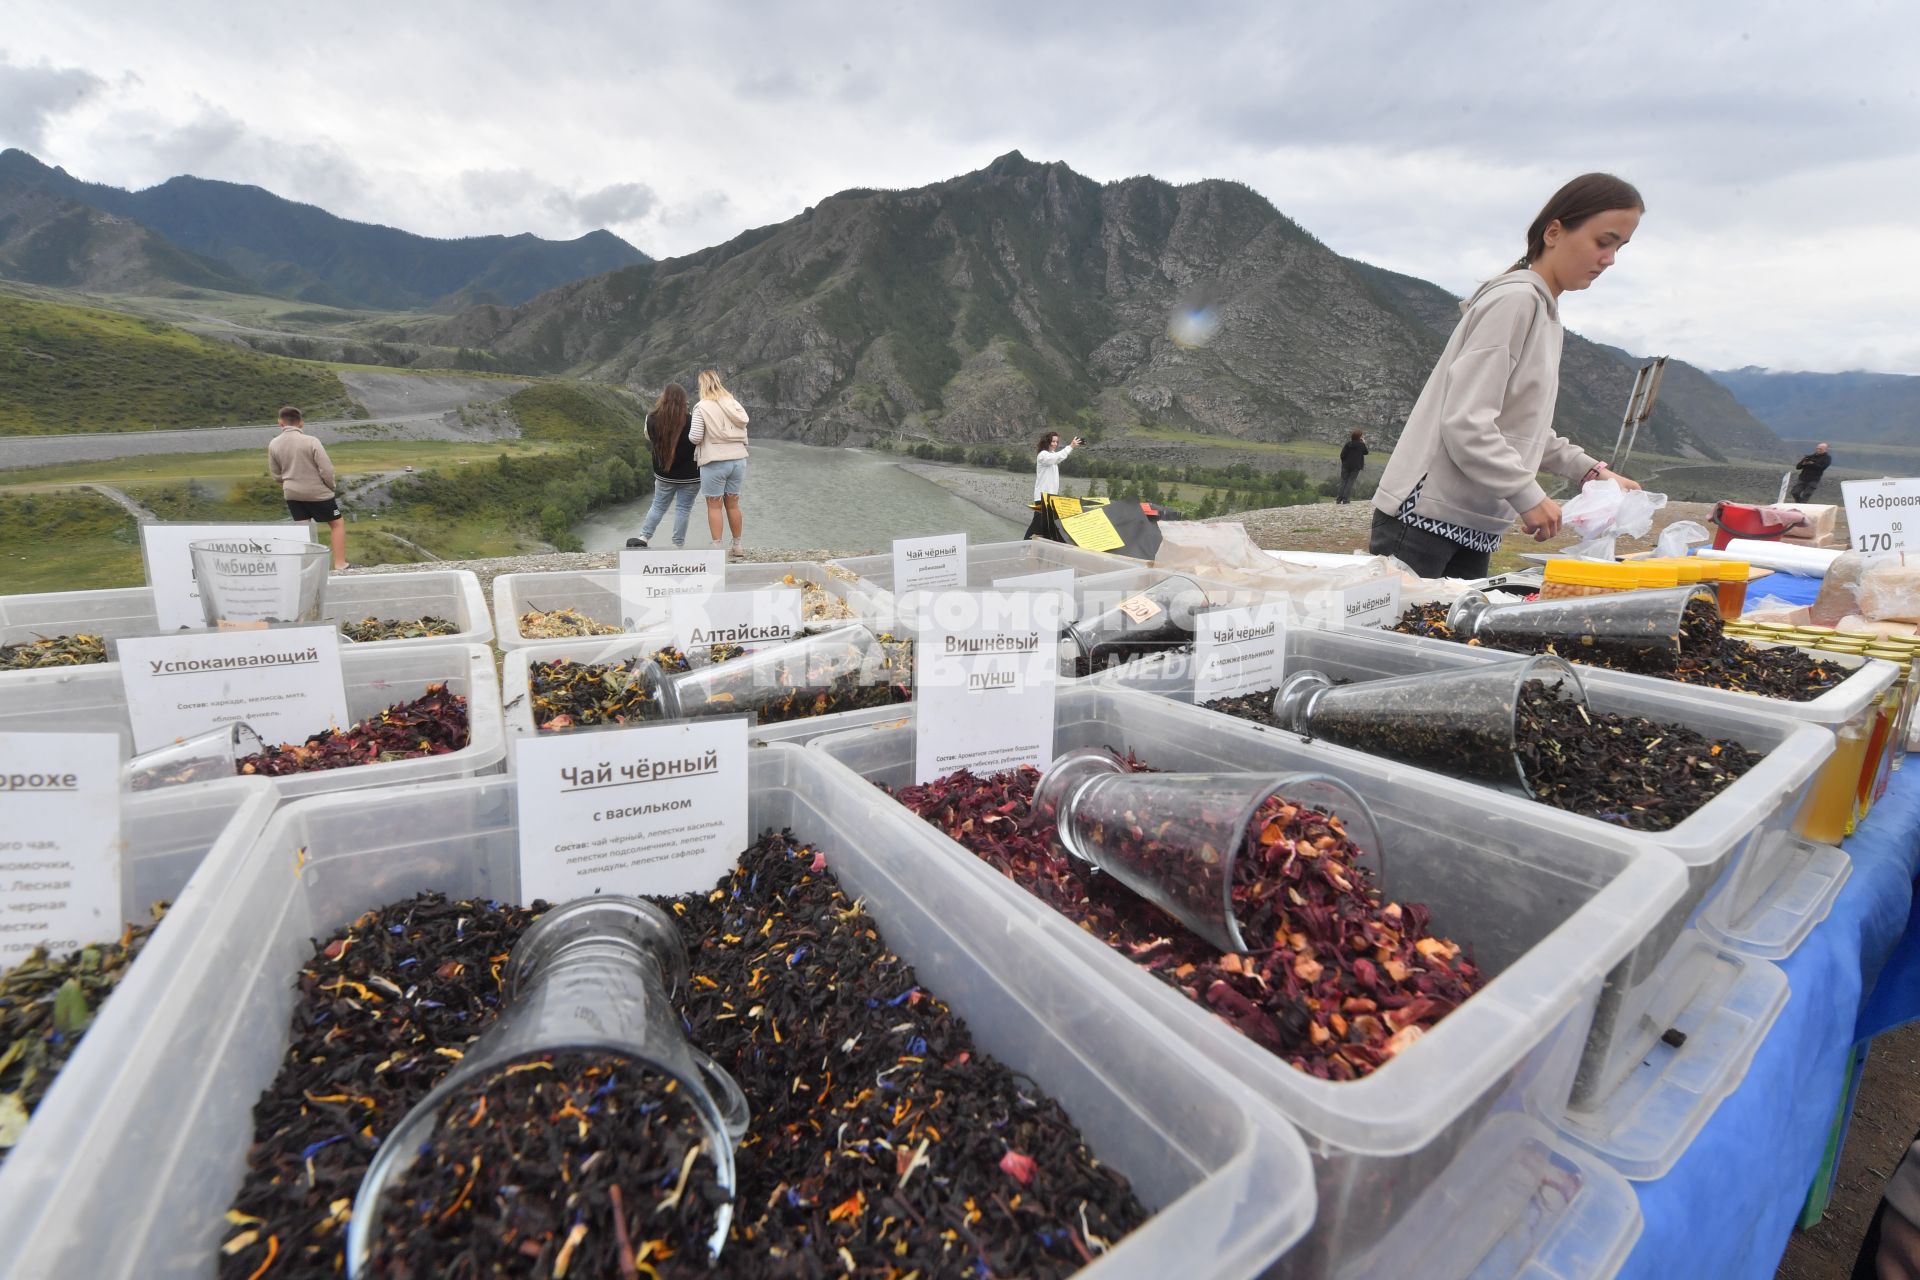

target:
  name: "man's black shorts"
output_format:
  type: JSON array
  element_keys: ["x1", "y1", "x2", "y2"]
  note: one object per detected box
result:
[{"x1": 287, "y1": 497, "x2": 341, "y2": 522}]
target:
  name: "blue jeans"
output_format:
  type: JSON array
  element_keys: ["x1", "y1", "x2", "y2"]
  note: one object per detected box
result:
[
  {"x1": 640, "y1": 477, "x2": 700, "y2": 546},
  {"x1": 698, "y1": 457, "x2": 747, "y2": 498}
]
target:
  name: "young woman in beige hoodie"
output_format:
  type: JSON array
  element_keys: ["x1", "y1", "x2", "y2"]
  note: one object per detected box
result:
[
  {"x1": 689, "y1": 368, "x2": 751, "y2": 557},
  {"x1": 1370, "y1": 174, "x2": 1645, "y2": 579}
]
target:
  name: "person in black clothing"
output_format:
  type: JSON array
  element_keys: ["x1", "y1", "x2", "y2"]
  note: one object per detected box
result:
[
  {"x1": 1336, "y1": 430, "x2": 1369, "y2": 504},
  {"x1": 1789, "y1": 442, "x2": 1831, "y2": 503},
  {"x1": 629, "y1": 383, "x2": 700, "y2": 548}
]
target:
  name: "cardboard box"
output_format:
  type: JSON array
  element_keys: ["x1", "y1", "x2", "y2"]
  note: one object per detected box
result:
[{"x1": 1776, "y1": 503, "x2": 1838, "y2": 543}]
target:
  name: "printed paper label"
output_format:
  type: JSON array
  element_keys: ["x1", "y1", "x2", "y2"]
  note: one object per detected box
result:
[
  {"x1": 1117, "y1": 594, "x2": 1162, "y2": 624},
  {"x1": 1192, "y1": 602, "x2": 1288, "y2": 703},
  {"x1": 1336, "y1": 577, "x2": 1403, "y2": 629},
  {"x1": 892, "y1": 533, "x2": 969, "y2": 594},
  {"x1": 618, "y1": 550, "x2": 725, "y2": 626},
  {"x1": 515, "y1": 718, "x2": 750, "y2": 901},
  {"x1": 914, "y1": 592, "x2": 1058, "y2": 783},
  {"x1": 115, "y1": 625, "x2": 351, "y2": 753},
  {"x1": 670, "y1": 588, "x2": 804, "y2": 652},
  {"x1": 140, "y1": 522, "x2": 317, "y2": 632},
  {"x1": 0, "y1": 734, "x2": 124, "y2": 966},
  {"x1": 1842, "y1": 478, "x2": 1920, "y2": 555}
]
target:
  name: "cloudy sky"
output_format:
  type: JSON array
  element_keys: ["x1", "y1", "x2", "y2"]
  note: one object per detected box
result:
[{"x1": 5, "y1": 2, "x2": 1914, "y2": 374}]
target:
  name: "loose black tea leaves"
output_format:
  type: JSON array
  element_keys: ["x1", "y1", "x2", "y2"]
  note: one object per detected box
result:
[
  {"x1": 0, "y1": 632, "x2": 108, "y2": 670},
  {"x1": 0, "y1": 906, "x2": 166, "y2": 1163},
  {"x1": 1205, "y1": 679, "x2": 1763, "y2": 832},
  {"x1": 236, "y1": 684, "x2": 470, "y2": 776},
  {"x1": 366, "y1": 1053, "x2": 724, "y2": 1279},
  {"x1": 895, "y1": 765, "x2": 1482, "y2": 1080},
  {"x1": 222, "y1": 837, "x2": 1146, "y2": 1280},
  {"x1": 1394, "y1": 602, "x2": 1847, "y2": 701},
  {"x1": 340, "y1": 616, "x2": 459, "y2": 643}
]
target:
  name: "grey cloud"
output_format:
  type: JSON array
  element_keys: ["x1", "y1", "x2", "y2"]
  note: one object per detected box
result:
[
  {"x1": 461, "y1": 167, "x2": 541, "y2": 212},
  {"x1": 569, "y1": 181, "x2": 657, "y2": 226},
  {"x1": 0, "y1": 52, "x2": 106, "y2": 150}
]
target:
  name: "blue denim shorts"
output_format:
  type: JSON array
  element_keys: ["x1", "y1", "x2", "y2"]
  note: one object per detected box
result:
[{"x1": 699, "y1": 457, "x2": 747, "y2": 498}]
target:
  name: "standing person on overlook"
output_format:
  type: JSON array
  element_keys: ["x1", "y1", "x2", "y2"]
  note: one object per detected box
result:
[
  {"x1": 1025, "y1": 430, "x2": 1082, "y2": 538},
  {"x1": 1789, "y1": 442, "x2": 1832, "y2": 503},
  {"x1": 689, "y1": 369, "x2": 750, "y2": 559},
  {"x1": 266, "y1": 406, "x2": 349, "y2": 570},
  {"x1": 1336, "y1": 429, "x2": 1369, "y2": 503},
  {"x1": 1370, "y1": 174, "x2": 1644, "y2": 579},
  {"x1": 628, "y1": 383, "x2": 699, "y2": 549}
]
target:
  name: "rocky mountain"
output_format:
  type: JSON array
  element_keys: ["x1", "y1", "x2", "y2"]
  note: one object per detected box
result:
[
  {"x1": 429, "y1": 151, "x2": 1778, "y2": 460},
  {"x1": 1712, "y1": 367, "x2": 1920, "y2": 446},
  {"x1": 0, "y1": 185, "x2": 252, "y2": 293},
  {"x1": 0, "y1": 149, "x2": 648, "y2": 309}
]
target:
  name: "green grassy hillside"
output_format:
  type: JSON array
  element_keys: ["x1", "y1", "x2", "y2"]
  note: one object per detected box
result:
[
  {"x1": 0, "y1": 292, "x2": 356, "y2": 435},
  {"x1": 0, "y1": 491, "x2": 143, "y2": 591}
]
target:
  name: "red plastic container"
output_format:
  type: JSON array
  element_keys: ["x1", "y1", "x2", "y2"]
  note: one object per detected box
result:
[{"x1": 1709, "y1": 502, "x2": 1791, "y2": 551}]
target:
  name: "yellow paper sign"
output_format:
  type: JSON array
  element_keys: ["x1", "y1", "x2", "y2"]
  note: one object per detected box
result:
[{"x1": 1058, "y1": 509, "x2": 1126, "y2": 552}]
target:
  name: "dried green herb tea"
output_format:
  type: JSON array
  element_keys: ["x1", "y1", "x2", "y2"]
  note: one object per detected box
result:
[
  {"x1": 1393, "y1": 602, "x2": 1847, "y2": 701},
  {"x1": 339, "y1": 616, "x2": 459, "y2": 643},
  {"x1": 0, "y1": 633, "x2": 108, "y2": 670},
  {"x1": 518, "y1": 607, "x2": 622, "y2": 640},
  {"x1": 236, "y1": 684, "x2": 470, "y2": 776},
  {"x1": 0, "y1": 907, "x2": 165, "y2": 1162},
  {"x1": 528, "y1": 644, "x2": 743, "y2": 732}
]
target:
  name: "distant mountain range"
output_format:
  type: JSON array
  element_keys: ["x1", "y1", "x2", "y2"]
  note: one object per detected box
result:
[
  {"x1": 0, "y1": 149, "x2": 647, "y2": 309},
  {"x1": 1712, "y1": 367, "x2": 1920, "y2": 446},
  {"x1": 427, "y1": 151, "x2": 1783, "y2": 460}
]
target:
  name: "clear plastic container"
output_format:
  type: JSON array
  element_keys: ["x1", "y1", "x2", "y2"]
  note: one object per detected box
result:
[
  {"x1": 1096, "y1": 627, "x2": 1833, "y2": 1176},
  {"x1": 187, "y1": 538, "x2": 330, "y2": 626},
  {"x1": 500, "y1": 628, "x2": 915, "y2": 748},
  {"x1": 492, "y1": 562, "x2": 886, "y2": 649},
  {"x1": 0, "y1": 750, "x2": 1315, "y2": 1280},
  {"x1": 0, "y1": 572, "x2": 493, "y2": 681},
  {"x1": 0, "y1": 776, "x2": 276, "y2": 1231},
  {"x1": 1273, "y1": 655, "x2": 1586, "y2": 797},
  {"x1": 1448, "y1": 585, "x2": 1721, "y2": 670},
  {"x1": 825, "y1": 539, "x2": 1141, "y2": 609},
  {"x1": 0, "y1": 643, "x2": 506, "y2": 799},
  {"x1": 811, "y1": 685, "x2": 1673, "y2": 1271}
]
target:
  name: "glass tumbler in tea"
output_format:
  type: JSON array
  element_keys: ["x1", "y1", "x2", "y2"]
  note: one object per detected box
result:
[
  {"x1": 657, "y1": 622, "x2": 901, "y2": 726},
  {"x1": 1272, "y1": 655, "x2": 1587, "y2": 797},
  {"x1": 1446, "y1": 584, "x2": 1721, "y2": 668},
  {"x1": 1064, "y1": 574, "x2": 1214, "y2": 671},
  {"x1": 1030, "y1": 747, "x2": 1382, "y2": 954},
  {"x1": 123, "y1": 721, "x2": 267, "y2": 790},
  {"x1": 188, "y1": 537, "x2": 331, "y2": 626},
  {"x1": 346, "y1": 896, "x2": 750, "y2": 1273}
]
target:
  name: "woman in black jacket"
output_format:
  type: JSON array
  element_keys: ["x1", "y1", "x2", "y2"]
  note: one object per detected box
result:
[{"x1": 630, "y1": 383, "x2": 700, "y2": 548}]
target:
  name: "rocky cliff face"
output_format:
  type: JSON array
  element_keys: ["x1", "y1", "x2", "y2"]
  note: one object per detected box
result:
[{"x1": 431, "y1": 152, "x2": 1775, "y2": 458}]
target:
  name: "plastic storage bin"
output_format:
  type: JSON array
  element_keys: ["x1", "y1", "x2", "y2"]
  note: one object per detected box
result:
[
  {"x1": 0, "y1": 777, "x2": 277, "y2": 1241},
  {"x1": 826, "y1": 539, "x2": 1142, "y2": 610},
  {"x1": 811, "y1": 685, "x2": 1675, "y2": 1276},
  {"x1": 491, "y1": 561, "x2": 885, "y2": 650},
  {"x1": 0, "y1": 750, "x2": 1315, "y2": 1280},
  {"x1": 1097, "y1": 627, "x2": 1825, "y2": 1176},
  {"x1": 500, "y1": 628, "x2": 914, "y2": 749},
  {"x1": 0, "y1": 643, "x2": 506, "y2": 799},
  {"x1": 0, "y1": 571, "x2": 492, "y2": 682}
]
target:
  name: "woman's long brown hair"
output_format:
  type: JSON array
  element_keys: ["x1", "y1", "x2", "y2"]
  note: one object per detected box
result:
[{"x1": 649, "y1": 383, "x2": 689, "y2": 473}]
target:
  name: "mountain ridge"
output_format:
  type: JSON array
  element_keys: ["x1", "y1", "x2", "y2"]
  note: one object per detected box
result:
[
  {"x1": 425, "y1": 151, "x2": 1778, "y2": 461},
  {"x1": 0, "y1": 149, "x2": 648, "y2": 309},
  {"x1": 1711, "y1": 366, "x2": 1920, "y2": 446}
]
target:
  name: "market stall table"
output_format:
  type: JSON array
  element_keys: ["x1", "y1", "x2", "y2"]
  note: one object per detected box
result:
[{"x1": 1619, "y1": 765, "x2": 1920, "y2": 1280}]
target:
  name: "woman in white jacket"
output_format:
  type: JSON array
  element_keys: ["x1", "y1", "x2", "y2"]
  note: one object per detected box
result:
[
  {"x1": 1370, "y1": 174, "x2": 1644, "y2": 579},
  {"x1": 1025, "y1": 431, "x2": 1082, "y2": 538},
  {"x1": 688, "y1": 369, "x2": 751, "y2": 557}
]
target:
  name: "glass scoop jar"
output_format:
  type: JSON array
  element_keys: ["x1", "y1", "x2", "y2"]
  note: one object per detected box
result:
[
  {"x1": 1445, "y1": 584, "x2": 1722, "y2": 670},
  {"x1": 1063, "y1": 574, "x2": 1214, "y2": 672}
]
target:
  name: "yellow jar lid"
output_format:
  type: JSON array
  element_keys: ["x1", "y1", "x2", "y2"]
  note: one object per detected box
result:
[
  {"x1": 1634, "y1": 563, "x2": 1682, "y2": 588},
  {"x1": 1708, "y1": 561, "x2": 1752, "y2": 582},
  {"x1": 1544, "y1": 560, "x2": 1637, "y2": 587}
]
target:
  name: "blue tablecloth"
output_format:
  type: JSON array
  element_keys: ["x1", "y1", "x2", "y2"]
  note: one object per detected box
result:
[
  {"x1": 1618, "y1": 765, "x2": 1920, "y2": 1280},
  {"x1": 1740, "y1": 570, "x2": 1823, "y2": 609}
]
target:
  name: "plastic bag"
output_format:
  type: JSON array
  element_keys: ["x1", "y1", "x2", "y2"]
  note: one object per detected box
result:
[
  {"x1": 1655, "y1": 520, "x2": 1710, "y2": 558},
  {"x1": 1810, "y1": 551, "x2": 1872, "y2": 625},
  {"x1": 1559, "y1": 479, "x2": 1668, "y2": 560},
  {"x1": 1858, "y1": 556, "x2": 1920, "y2": 622}
]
